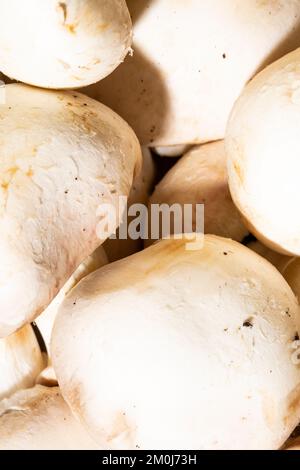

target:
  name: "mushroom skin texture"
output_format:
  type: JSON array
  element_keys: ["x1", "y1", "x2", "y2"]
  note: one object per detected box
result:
[
  {"x1": 0, "y1": 325, "x2": 44, "y2": 401},
  {"x1": 0, "y1": 84, "x2": 141, "y2": 338},
  {"x1": 248, "y1": 241, "x2": 291, "y2": 273},
  {"x1": 0, "y1": 0, "x2": 132, "y2": 89},
  {"x1": 226, "y1": 48, "x2": 300, "y2": 256},
  {"x1": 147, "y1": 141, "x2": 248, "y2": 245},
  {"x1": 104, "y1": 147, "x2": 156, "y2": 262},
  {"x1": 52, "y1": 235, "x2": 300, "y2": 450},
  {"x1": 83, "y1": 0, "x2": 300, "y2": 146},
  {"x1": 281, "y1": 258, "x2": 300, "y2": 302},
  {"x1": 0, "y1": 385, "x2": 99, "y2": 449}
]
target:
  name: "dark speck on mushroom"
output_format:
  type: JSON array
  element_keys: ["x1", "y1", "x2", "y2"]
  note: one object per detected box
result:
[{"x1": 243, "y1": 318, "x2": 253, "y2": 328}]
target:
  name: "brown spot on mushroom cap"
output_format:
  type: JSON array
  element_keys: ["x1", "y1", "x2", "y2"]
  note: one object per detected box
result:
[{"x1": 284, "y1": 383, "x2": 300, "y2": 427}]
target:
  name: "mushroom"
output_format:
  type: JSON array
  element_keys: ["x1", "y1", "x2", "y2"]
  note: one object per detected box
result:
[
  {"x1": 283, "y1": 436, "x2": 300, "y2": 450},
  {"x1": 0, "y1": 83, "x2": 141, "y2": 337},
  {"x1": 103, "y1": 147, "x2": 156, "y2": 262},
  {"x1": 281, "y1": 258, "x2": 300, "y2": 302},
  {"x1": 153, "y1": 145, "x2": 191, "y2": 158},
  {"x1": 247, "y1": 241, "x2": 291, "y2": 273},
  {"x1": 147, "y1": 141, "x2": 248, "y2": 245},
  {"x1": 52, "y1": 235, "x2": 300, "y2": 450},
  {"x1": 226, "y1": 48, "x2": 300, "y2": 256},
  {"x1": 0, "y1": 385, "x2": 99, "y2": 449},
  {"x1": 83, "y1": 0, "x2": 300, "y2": 146},
  {"x1": 0, "y1": 325, "x2": 44, "y2": 401},
  {"x1": 0, "y1": 0, "x2": 132, "y2": 89}
]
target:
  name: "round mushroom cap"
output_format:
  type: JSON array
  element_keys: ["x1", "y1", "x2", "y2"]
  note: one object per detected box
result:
[
  {"x1": 148, "y1": 141, "x2": 248, "y2": 245},
  {"x1": 0, "y1": 385, "x2": 98, "y2": 449},
  {"x1": 0, "y1": 0, "x2": 132, "y2": 89},
  {"x1": 52, "y1": 235, "x2": 300, "y2": 450},
  {"x1": 83, "y1": 0, "x2": 300, "y2": 146},
  {"x1": 0, "y1": 325, "x2": 44, "y2": 401},
  {"x1": 104, "y1": 147, "x2": 156, "y2": 262},
  {"x1": 0, "y1": 84, "x2": 141, "y2": 337},
  {"x1": 226, "y1": 48, "x2": 300, "y2": 256}
]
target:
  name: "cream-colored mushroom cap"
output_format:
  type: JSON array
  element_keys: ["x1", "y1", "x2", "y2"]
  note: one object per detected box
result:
[
  {"x1": 84, "y1": 0, "x2": 300, "y2": 146},
  {"x1": 0, "y1": 84, "x2": 141, "y2": 337},
  {"x1": 226, "y1": 48, "x2": 300, "y2": 256},
  {"x1": 0, "y1": 325, "x2": 44, "y2": 401},
  {"x1": 148, "y1": 141, "x2": 248, "y2": 244},
  {"x1": 104, "y1": 147, "x2": 156, "y2": 262},
  {"x1": 282, "y1": 258, "x2": 300, "y2": 302},
  {"x1": 0, "y1": 385, "x2": 99, "y2": 449},
  {"x1": 52, "y1": 235, "x2": 300, "y2": 450},
  {"x1": 0, "y1": 0, "x2": 132, "y2": 89},
  {"x1": 248, "y1": 241, "x2": 291, "y2": 273}
]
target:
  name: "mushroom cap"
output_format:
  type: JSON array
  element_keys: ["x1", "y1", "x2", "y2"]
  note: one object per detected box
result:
[
  {"x1": 0, "y1": 385, "x2": 98, "y2": 449},
  {"x1": 282, "y1": 258, "x2": 300, "y2": 302},
  {"x1": 283, "y1": 436, "x2": 300, "y2": 450},
  {"x1": 148, "y1": 141, "x2": 248, "y2": 244},
  {"x1": 52, "y1": 235, "x2": 300, "y2": 450},
  {"x1": 153, "y1": 145, "x2": 191, "y2": 158},
  {"x1": 36, "y1": 246, "x2": 108, "y2": 356},
  {"x1": 0, "y1": 325, "x2": 44, "y2": 401},
  {"x1": 0, "y1": 0, "x2": 132, "y2": 89},
  {"x1": 104, "y1": 147, "x2": 156, "y2": 262},
  {"x1": 83, "y1": 0, "x2": 300, "y2": 146},
  {"x1": 0, "y1": 84, "x2": 141, "y2": 337},
  {"x1": 226, "y1": 48, "x2": 300, "y2": 256},
  {"x1": 248, "y1": 241, "x2": 291, "y2": 273}
]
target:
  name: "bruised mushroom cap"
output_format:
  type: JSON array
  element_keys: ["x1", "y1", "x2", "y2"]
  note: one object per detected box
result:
[
  {"x1": 0, "y1": 325, "x2": 44, "y2": 401},
  {"x1": 0, "y1": 83, "x2": 141, "y2": 337},
  {"x1": 36, "y1": 245, "x2": 108, "y2": 356},
  {"x1": 0, "y1": 385, "x2": 98, "y2": 449},
  {"x1": 104, "y1": 147, "x2": 156, "y2": 262},
  {"x1": 83, "y1": 0, "x2": 300, "y2": 146},
  {"x1": 0, "y1": 0, "x2": 132, "y2": 89},
  {"x1": 148, "y1": 141, "x2": 248, "y2": 244},
  {"x1": 226, "y1": 48, "x2": 300, "y2": 256},
  {"x1": 52, "y1": 235, "x2": 300, "y2": 450}
]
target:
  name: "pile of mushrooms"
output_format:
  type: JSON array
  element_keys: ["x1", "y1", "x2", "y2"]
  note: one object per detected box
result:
[{"x1": 1, "y1": 0, "x2": 300, "y2": 451}]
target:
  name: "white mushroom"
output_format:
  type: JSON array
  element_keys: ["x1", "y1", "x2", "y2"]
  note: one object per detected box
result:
[
  {"x1": 0, "y1": 0, "x2": 132, "y2": 89},
  {"x1": 52, "y1": 235, "x2": 300, "y2": 450},
  {"x1": 0, "y1": 325, "x2": 44, "y2": 401},
  {"x1": 147, "y1": 141, "x2": 248, "y2": 244},
  {"x1": 104, "y1": 147, "x2": 156, "y2": 261},
  {"x1": 0, "y1": 385, "x2": 99, "y2": 449},
  {"x1": 83, "y1": 0, "x2": 300, "y2": 146},
  {"x1": 0, "y1": 83, "x2": 141, "y2": 337},
  {"x1": 226, "y1": 48, "x2": 300, "y2": 256},
  {"x1": 153, "y1": 145, "x2": 191, "y2": 158}
]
